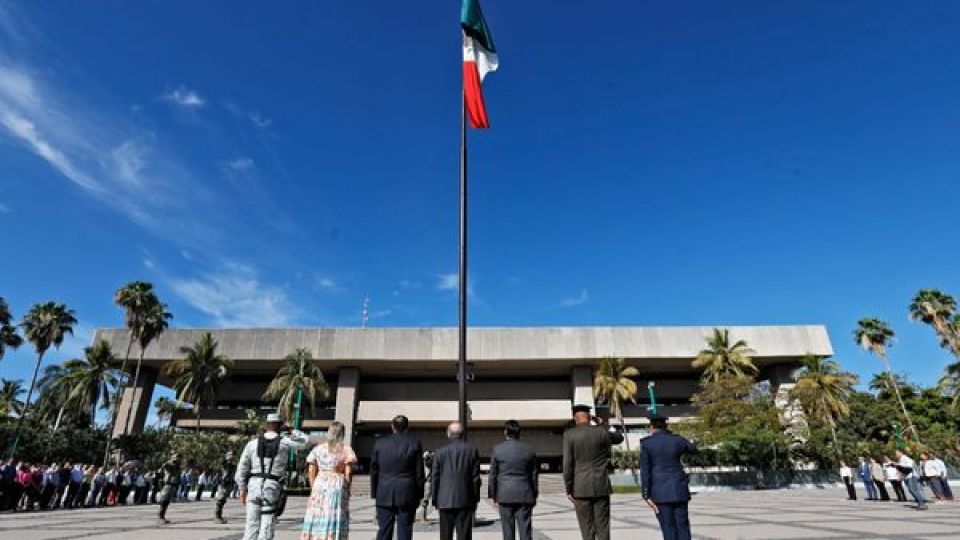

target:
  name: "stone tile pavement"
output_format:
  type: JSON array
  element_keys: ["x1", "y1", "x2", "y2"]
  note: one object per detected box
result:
[{"x1": 1, "y1": 488, "x2": 958, "y2": 540}]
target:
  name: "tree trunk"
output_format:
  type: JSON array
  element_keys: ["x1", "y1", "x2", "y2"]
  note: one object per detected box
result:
[
  {"x1": 820, "y1": 395, "x2": 841, "y2": 457},
  {"x1": 53, "y1": 405, "x2": 65, "y2": 431},
  {"x1": 8, "y1": 351, "x2": 45, "y2": 459},
  {"x1": 123, "y1": 346, "x2": 147, "y2": 434},
  {"x1": 103, "y1": 337, "x2": 135, "y2": 466},
  {"x1": 880, "y1": 354, "x2": 920, "y2": 444},
  {"x1": 195, "y1": 399, "x2": 201, "y2": 432}
]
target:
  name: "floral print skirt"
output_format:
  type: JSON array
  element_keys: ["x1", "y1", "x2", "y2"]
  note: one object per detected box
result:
[{"x1": 300, "y1": 471, "x2": 349, "y2": 540}]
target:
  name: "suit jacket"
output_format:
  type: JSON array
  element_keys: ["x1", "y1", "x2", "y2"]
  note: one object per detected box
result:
[
  {"x1": 562, "y1": 423, "x2": 624, "y2": 498},
  {"x1": 639, "y1": 429, "x2": 697, "y2": 504},
  {"x1": 370, "y1": 432, "x2": 425, "y2": 508},
  {"x1": 431, "y1": 439, "x2": 481, "y2": 510},
  {"x1": 488, "y1": 438, "x2": 538, "y2": 505},
  {"x1": 857, "y1": 462, "x2": 872, "y2": 480}
]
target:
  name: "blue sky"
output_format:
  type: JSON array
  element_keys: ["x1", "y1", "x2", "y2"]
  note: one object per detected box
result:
[{"x1": 1, "y1": 1, "x2": 959, "y2": 415}]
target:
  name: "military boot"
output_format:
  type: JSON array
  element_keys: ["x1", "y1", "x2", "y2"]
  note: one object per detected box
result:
[
  {"x1": 214, "y1": 502, "x2": 227, "y2": 524},
  {"x1": 157, "y1": 503, "x2": 170, "y2": 525}
]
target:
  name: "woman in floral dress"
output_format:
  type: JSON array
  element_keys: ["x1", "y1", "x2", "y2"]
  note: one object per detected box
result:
[{"x1": 301, "y1": 422, "x2": 356, "y2": 540}]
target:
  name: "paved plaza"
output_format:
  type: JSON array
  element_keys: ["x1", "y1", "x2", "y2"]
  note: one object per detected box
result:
[{"x1": 1, "y1": 488, "x2": 958, "y2": 540}]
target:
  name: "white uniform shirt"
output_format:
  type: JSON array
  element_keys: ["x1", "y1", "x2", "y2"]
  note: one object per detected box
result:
[
  {"x1": 839, "y1": 465, "x2": 852, "y2": 478},
  {"x1": 898, "y1": 455, "x2": 917, "y2": 479},
  {"x1": 883, "y1": 464, "x2": 900, "y2": 481},
  {"x1": 933, "y1": 458, "x2": 949, "y2": 478}
]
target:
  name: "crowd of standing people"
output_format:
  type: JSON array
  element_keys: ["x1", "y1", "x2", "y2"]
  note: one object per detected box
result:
[
  {"x1": 0, "y1": 457, "x2": 238, "y2": 513},
  {"x1": 839, "y1": 450, "x2": 954, "y2": 510}
]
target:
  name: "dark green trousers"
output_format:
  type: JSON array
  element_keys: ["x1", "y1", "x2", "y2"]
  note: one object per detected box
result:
[{"x1": 572, "y1": 496, "x2": 610, "y2": 540}]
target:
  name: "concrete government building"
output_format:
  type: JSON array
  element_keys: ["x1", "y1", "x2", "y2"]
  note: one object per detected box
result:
[{"x1": 98, "y1": 325, "x2": 832, "y2": 468}]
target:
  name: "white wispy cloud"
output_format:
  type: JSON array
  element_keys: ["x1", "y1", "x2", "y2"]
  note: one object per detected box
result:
[
  {"x1": 561, "y1": 289, "x2": 590, "y2": 307},
  {"x1": 168, "y1": 263, "x2": 298, "y2": 327},
  {"x1": 225, "y1": 157, "x2": 254, "y2": 172},
  {"x1": 163, "y1": 85, "x2": 205, "y2": 108},
  {"x1": 249, "y1": 111, "x2": 272, "y2": 128},
  {"x1": 318, "y1": 278, "x2": 336, "y2": 289},
  {"x1": 437, "y1": 273, "x2": 459, "y2": 291}
]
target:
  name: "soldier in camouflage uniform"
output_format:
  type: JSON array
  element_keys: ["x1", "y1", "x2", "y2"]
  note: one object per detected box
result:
[
  {"x1": 156, "y1": 452, "x2": 182, "y2": 525},
  {"x1": 213, "y1": 451, "x2": 236, "y2": 524},
  {"x1": 236, "y1": 413, "x2": 308, "y2": 540}
]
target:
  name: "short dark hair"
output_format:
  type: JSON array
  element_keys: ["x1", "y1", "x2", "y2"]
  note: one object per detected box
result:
[
  {"x1": 650, "y1": 417, "x2": 668, "y2": 430},
  {"x1": 392, "y1": 415, "x2": 409, "y2": 433},
  {"x1": 504, "y1": 420, "x2": 521, "y2": 439}
]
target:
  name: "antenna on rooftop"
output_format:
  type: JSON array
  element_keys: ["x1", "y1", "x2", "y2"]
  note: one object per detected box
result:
[{"x1": 361, "y1": 295, "x2": 370, "y2": 328}]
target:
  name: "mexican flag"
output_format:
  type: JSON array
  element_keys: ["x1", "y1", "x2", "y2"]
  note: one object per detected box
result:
[{"x1": 461, "y1": 0, "x2": 497, "y2": 129}]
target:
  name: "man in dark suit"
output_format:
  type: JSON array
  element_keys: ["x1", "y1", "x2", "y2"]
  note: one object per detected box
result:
[
  {"x1": 640, "y1": 413, "x2": 698, "y2": 540},
  {"x1": 371, "y1": 415, "x2": 425, "y2": 540},
  {"x1": 563, "y1": 404, "x2": 624, "y2": 540},
  {"x1": 489, "y1": 420, "x2": 538, "y2": 540},
  {"x1": 431, "y1": 422, "x2": 481, "y2": 540}
]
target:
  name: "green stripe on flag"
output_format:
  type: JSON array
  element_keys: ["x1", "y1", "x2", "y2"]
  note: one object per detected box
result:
[{"x1": 461, "y1": 0, "x2": 495, "y2": 53}]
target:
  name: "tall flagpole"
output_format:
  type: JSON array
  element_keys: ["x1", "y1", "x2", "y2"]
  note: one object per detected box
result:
[{"x1": 458, "y1": 31, "x2": 469, "y2": 435}]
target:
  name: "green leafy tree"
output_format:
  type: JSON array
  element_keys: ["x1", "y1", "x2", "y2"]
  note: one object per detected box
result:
[
  {"x1": 869, "y1": 372, "x2": 915, "y2": 401},
  {"x1": 164, "y1": 332, "x2": 233, "y2": 432},
  {"x1": 681, "y1": 376, "x2": 792, "y2": 483},
  {"x1": 61, "y1": 341, "x2": 121, "y2": 427},
  {"x1": 123, "y1": 301, "x2": 172, "y2": 433},
  {"x1": 909, "y1": 289, "x2": 960, "y2": 357},
  {"x1": 9, "y1": 302, "x2": 77, "y2": 457},
  {"x1": 0, "y1": 379, "x2": 24, "y2": 417},
  {"x1": 938, "y1": 364, "x2": 960, "y2": 411},
  {"x1": 262, "y1": 348, "x2": 328, "y2": 427},
  {"x1": 235, "y1": 408, "x2": 262, "y2": 438},
  {"x1": 853, "y1": 318, "x2": 918, "y2": 442},
  {"x1": 790, "y1": 355, "x2": 858, "y2": 456},
  {"x1": 0, "y1": 297, "x2": 24, "y2": 361},
  {"x1": 692, "y1": 328, "x2": 757, "y2": 383},
  {"x1": 153, "y1": 396, "x2": 179, "y2": 429}
]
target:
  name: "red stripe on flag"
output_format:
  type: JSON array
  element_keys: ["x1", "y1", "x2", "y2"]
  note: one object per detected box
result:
[{"x1": 463, "y1": 61, "x2": 490, "y2": 129}]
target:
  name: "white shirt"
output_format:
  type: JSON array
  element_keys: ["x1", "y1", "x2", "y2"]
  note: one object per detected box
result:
[
  {"x1": 933, "y1": 459, "x2": 948, "y2": 478},
  {"x1": 839, "y1": 465, "x2": 852, "y2": 478},
  {"x1": 898, "y1": 455, "x2": 917, "y2": 479},
  {"x1": 922, "y1": 460, "x2": 942, "y2": 477},
  {"x1": 883, "y1": 464, "x2": 900, "y2": 481}
]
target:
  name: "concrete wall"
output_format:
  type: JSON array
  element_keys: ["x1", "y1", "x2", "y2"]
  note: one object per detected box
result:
[{"x1": 92, "y1": 325, "x2": 833, "y2": 363}]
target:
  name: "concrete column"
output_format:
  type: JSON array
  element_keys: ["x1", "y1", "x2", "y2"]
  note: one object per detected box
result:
[
  {"x1": 112, "y1": 366, "x2": 158, "y2": 437},
  {"x1": 571, "y1": 366, "x2": 595, "y2": 409},
  {"x1": 334, "y1": 368, "x2": 360, "y2": 445}
]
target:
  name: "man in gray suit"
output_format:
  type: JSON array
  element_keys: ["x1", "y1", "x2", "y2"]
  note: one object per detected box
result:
[
  {"x1": 431, "y1": 422, "x2": 481, "y2": 540},
  {"x1": 489, "y1": 420, "x2": 538, "y2": 540},
  {"x1": 563, "y1": 404, "x2": 624, "y2": 540}
]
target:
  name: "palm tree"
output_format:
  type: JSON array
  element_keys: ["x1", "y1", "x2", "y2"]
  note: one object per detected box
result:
[
  {"x1": 153, "y1": 396, "x2": 178, "y2": 429},
  {"x1": 593, "y1": 357, "x2": 639, "y2": 442},
  {"x1": 164, "y1": 332, "x2": 233, "y2": 432},
  {"x1": 692, "y1": 328, "x2": 757, "y2": 383},
  {"x1": 868, "y1": 372, "x2": 914, "y2": 401},
  {"x1": 9, "y1": 302, "x2": 77, "y2": 457},
  {"x1": 123, "y1": 301, "x2": 172, "y2": 433},
  {"x1": 35, "y1": 364, "x2": 71, "y2": 427},
  {"x1": 61, "y1": 341, "x2": 121, "y2": 428},
  {"x1": 0, "y1": 297, "x2": 24, "y2": 361},
  {"x1": 0, "y1": 379, "x2": 25, "y2": 417},
  {"x1": 853, "y1": 317, "x2": 918, "y2": 442},
  {"x1": 790, "y1": 355, "x2": 858, "y2": 455},
  {"x1": 938, "y1": 362, "x2": 960, "y2": 410},
  {"x1": 262, "y1": 348, "x2": 328, "y2": 427},
  {"x1": 909, "y1": 289, "x2": 960, "y2": 357}
]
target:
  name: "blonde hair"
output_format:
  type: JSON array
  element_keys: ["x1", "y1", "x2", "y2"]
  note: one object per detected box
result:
[{"x1": 326, "y1": 421, "x2": 345, "y2": 453}]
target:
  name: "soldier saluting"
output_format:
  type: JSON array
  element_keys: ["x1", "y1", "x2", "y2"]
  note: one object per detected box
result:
[
  {"x1": 213, "y1": 450, "x2": 236, "y2": 524},
  {"x1": 235, "y1": 412, "x2": 308, "y2": 540},
  {"x1": 156, "y1": 452, "x2": 182, "y2": 525}
]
